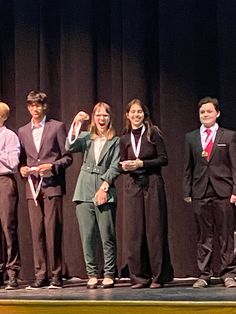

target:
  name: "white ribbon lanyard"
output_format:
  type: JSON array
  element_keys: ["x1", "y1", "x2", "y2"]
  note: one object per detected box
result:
[
  {"x1": 27, "y1": 167, "x2": 43, "y2": 206},
  {"x1": 130, "y1": 125, "x2": 145, "y2": 158},
  {"x1": 68, "y1": 121, "x2": 82, "y2": 143}
]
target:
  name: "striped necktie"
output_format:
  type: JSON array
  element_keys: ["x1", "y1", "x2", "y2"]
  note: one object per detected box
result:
[{"x1": 205, "y1": 128, "x2": 213, "y2": 161}]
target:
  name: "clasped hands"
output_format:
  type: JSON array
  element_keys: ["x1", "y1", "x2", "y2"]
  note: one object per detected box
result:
[
  {"x1": 20, "y1": 163, "x2": 53, "y2": 178},
  {"x1": 120, "y1": 159, "x2": 143, "y2": 171}
]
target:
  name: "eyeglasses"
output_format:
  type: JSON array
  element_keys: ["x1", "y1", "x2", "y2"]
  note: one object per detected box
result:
[{"x1": 95, "y1": 114, "x2": 110, "y2": 119}]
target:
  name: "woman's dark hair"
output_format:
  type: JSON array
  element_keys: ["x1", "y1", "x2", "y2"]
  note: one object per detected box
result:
[{"x1": 123, "y1": 98, "x2": 161, "y2": 142}]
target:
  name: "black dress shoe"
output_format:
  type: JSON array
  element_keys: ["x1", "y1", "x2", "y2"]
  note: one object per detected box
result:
[
  {"x1": 0, "y1": 273, "x2": 4, "y2": 287},
  {"x1": 26, "y1": 279, "x2": 49, "y2": 290},
  {"x1": 131, "y1": 283, "x2": 149, "y2": 289}
]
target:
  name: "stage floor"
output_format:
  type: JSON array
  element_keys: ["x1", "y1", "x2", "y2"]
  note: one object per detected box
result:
[
  {"x1": 1, "y1": 278, "x2": 236, "y2": 314},
  {"x1": 0, "y1": 277, "x2": 236, "y2": 301}
]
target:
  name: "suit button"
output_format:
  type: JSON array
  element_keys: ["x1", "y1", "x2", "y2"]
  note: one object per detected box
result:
[{"x1": 37, "y1": 159, "x2": 40, "y2": 162}]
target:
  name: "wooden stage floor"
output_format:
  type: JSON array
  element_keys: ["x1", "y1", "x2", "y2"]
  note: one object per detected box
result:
[{"x1": 1, "y1": 277, "x2": 236, "y2": 314}]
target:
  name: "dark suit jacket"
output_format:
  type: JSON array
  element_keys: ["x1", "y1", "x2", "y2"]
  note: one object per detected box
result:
[
  {"x1": 183, "y1": 127, "x2": 236, "y2": 199},
  {"x1": 18, "y1": 118, "x2": 72, "y2": 199}
]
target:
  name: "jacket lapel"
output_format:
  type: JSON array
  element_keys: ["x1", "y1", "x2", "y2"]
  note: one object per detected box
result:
[
  {"x1": 195, "y1": 130, "x2": 209, "y2": 164},
  {"x1": 196, "y1": 130, "x2": 202, "y2": 150},
  {"x1": 25, "y1": 123, "x2": 39, "y2": 157},
  {"x1": 97, "y1": 138, "x2": 116, "y2": 164}
]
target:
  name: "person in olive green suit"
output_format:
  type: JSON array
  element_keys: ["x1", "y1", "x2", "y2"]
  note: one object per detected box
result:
[{"x1": 65, "y1": 102, "x2": 120, "y2": 289}]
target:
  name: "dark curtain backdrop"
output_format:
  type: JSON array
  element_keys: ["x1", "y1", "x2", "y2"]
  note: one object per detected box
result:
[{"x1": 1, "y1": 0, "x2": 236, "y2": 280}]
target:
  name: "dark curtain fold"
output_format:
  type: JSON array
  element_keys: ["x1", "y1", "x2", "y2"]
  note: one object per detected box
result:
[{"x1": 0, "y1": 0, "x2": 236, "y2": 280}]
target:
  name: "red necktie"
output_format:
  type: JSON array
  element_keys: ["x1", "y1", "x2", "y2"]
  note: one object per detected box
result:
[{"x1": 205, "y1": 128, "x2": 213, "y2": 161}]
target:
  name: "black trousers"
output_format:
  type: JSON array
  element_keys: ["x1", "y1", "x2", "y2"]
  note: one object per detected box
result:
[
  {"x1": 193, "y1": 186, "x2": 236, "y2": 281},
  {"x1": 125, "y1": 174, "x2": 173, "y2": 285},
  {"x1": 28, "y1": 193, "x2": 62, "y2": 281}
]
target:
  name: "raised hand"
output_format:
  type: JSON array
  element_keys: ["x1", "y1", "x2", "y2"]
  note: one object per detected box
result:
[{"x1": 73, "y1": 111, "x2": 89, "y2": 126}]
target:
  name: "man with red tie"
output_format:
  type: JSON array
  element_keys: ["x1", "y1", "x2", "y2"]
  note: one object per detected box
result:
[{"x1": 183, "y1": 96, "x2": 236, "y2": 288}]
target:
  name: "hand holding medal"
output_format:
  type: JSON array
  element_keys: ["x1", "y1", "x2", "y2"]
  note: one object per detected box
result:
[
  {"x1": 73, "y1": 111, "x2": 89, "y2": 125},
  {"x1": 120, "y1": 158, "x2": 143, "y2": 171},
  {"x1": 71, "y1": 111, "x2": 90, "y2": 136}
]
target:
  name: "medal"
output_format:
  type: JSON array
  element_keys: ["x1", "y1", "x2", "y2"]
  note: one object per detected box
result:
[
  {"x1": 202, "y1": 150, "x2": 208, "y2": 158},
  {"x1": 130, "y1": 125, "x2": 145, "y2": 158}
]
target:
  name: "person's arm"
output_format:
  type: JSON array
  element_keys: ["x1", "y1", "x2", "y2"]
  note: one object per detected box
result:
[
  {"x1": 18, "y1": 128, "x2": 30, "y2": 177},
  {"x1": 183, "y1": 133, "x2": 193, "y2": 202},
  {"x1": 141, "y1": 131, "x2": 168, "y2": 168},
  {"x1": 101, "y1": 137, "x2": 120, "y2": 184},
  {"x1": 229, "y1": 131, "x2": 236, "y2": 202},
  {"x1": 119, "y1": 135, "x2": 131, "y2": 173},
  {"x1": 65, "y1": 112, "x2": 90, "y2": 154},
  {"x1": 0, "y1": 131, "x2": 20, "y2": 172},
  {"x1": 95, "y1": 137, "x2": 120, "y2": 205},
  {"x1": 39, "y1": 122, "x2": 73, "y2": 176}
]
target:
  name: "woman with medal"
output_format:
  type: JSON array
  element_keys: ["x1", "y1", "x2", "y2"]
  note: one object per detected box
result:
[
  {"x1": 183, "y1": 96, "x2": 236, "y2": 288},
  {"x1": 120, "y1": 98, "x2": 174, "y2": 289},
  {"x1": 65, "y1": 102, "x2": 120, "y2": 289}
]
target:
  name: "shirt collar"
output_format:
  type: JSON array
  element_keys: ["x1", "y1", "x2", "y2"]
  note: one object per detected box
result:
[
  {"x1": 200, "y1": 123, "x2": 219, "y2": 134},
  {"x1": 31, "y1": 115, "x2": 46, "y2": 130}
]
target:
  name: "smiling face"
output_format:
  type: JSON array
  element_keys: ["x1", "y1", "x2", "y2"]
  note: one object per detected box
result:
[
  {"x1": 126, "y1": 102, "x2": 145, "y2": 129},
  {"x1": 199, "y1": 102, "x2": 220, "y2": 128},
  {"x1": 93, "y1": 106, "x2": 111, "y2": 135},
  {"x1": 28, "y1": 102, "x2": 47, "y2": 123}
]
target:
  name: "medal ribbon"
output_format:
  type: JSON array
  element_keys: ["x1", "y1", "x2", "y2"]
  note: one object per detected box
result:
[
  {"x1": 203, "y1": 128, "x2": 214, "y2": 161},
  {"x1": 28, "y1": 175, "x2": 43, "y2": 206},
  {"x1": 130, "y1": 125, "x2": 145, "y2": 158}
]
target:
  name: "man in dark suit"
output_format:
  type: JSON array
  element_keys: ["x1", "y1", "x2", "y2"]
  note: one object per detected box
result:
[
  {"x1": 183, "y1": 96, "x2": 236, "y2": 288},
  {"x1": 18, "y1": 91, "x2": 72, "y2": 289}
]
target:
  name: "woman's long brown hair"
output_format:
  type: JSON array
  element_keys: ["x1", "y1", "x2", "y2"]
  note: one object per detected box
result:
[
  {"x1": 89, "y1": 102, "x2": 116, "y2": 140},
  {"x1": 123, "y1": 98, "x2": 162, "y2": 142}
]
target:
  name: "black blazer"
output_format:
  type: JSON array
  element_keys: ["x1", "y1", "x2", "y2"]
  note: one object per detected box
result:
[{"x1": 183, "y1": 127, "x2": 236, "y2": 199}]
